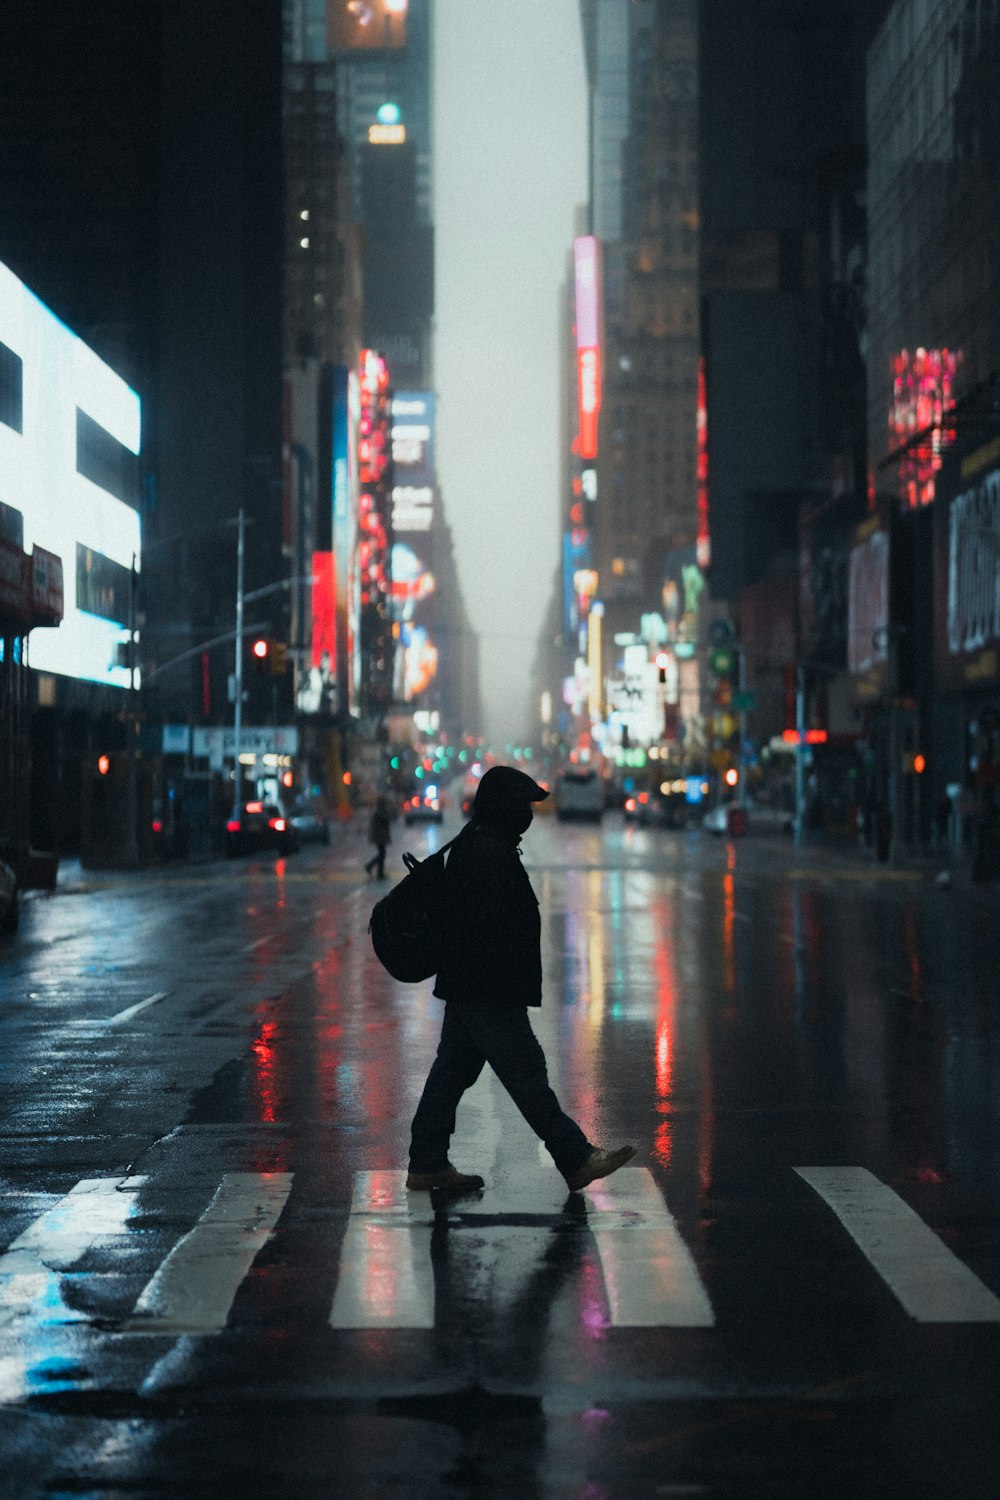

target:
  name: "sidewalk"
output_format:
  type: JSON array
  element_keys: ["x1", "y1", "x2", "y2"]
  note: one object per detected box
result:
[{"x1": 726, "y1": 812, "x2": 997, "y2": 894}]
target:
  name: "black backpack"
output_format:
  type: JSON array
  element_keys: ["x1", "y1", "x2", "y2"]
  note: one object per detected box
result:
[{"x1": 368, "y1": 832, "x2": 463, "y2": 982}]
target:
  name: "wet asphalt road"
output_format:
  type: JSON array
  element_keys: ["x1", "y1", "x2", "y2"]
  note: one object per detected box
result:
[{"x1": 1, "y1": 810, "x2": 999, "y2": 1498}]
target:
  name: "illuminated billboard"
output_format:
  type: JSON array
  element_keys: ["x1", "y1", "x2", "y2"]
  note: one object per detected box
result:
[
  {"x1": 332, "y1": 364, "x2": 361, "y2": 714},
  {"x1": 0, "y1": 258, "x2": 141, "y2": 688},
  {"x1": 574, "y1": 236, "x2": 602, "y2": 462},
  {"x1": 391, "y1": 391, "x2": 434, "y2": 532},
  {"x1": 327, "y1": 0, "x2": 407, "y2": 52},
  {"x1": 935, "y1": 463, "x2": 1000, "y2": 692},
  {"x1": 848, "y1": 517, "x2": 889, "y2": 698}
]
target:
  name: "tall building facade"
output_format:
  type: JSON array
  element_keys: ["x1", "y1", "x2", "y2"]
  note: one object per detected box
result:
[
  {"x1": 284, "y1": 0, "x2": 476, "y2": 751},
  {"x1": 0, "y1": 0, "x2": 288, "y2": 856},
  {"x1": 865, "y1": 0, "x2": 1000, "y2": 864},
  {"x1": 556, "y1": 0, "x2": 705, "y2": 770}
]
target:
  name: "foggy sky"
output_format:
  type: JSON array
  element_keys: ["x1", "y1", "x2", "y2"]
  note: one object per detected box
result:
[{"x1": 432, "y1": 0, "x2": 588, "y2": 742}]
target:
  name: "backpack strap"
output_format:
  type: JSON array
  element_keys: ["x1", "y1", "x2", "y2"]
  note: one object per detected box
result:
[{"x1": 402, "y1": 828, "x2": 466, "y2": 874}]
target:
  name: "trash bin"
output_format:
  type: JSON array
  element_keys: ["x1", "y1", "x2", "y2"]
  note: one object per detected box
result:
[{"x1": 727, "y1": 804, "x2": 748, "y2": 837}]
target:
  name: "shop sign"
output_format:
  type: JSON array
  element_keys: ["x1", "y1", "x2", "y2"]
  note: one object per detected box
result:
[{"x1": 192, "y1": 726, "x2": 300, "y2": 759}]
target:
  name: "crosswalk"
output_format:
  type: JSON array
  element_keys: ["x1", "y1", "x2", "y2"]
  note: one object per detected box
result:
[{"x1": 0, "y1": 1164, "x2": 997, "y2": 1373}]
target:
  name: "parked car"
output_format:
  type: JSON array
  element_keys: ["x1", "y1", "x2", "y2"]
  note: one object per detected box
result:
[
  {"x1": 555, "y1": 769, "x2": 605, "y2": 822},
  {"x1": 288, "y1": 797, "x2": 331, "y2": 845},
  {"x1": 0, "y1": 858, "x2": 18, "y2": 935},
  {"x1": 403, "y1": 786, "x2": 444, "y2": 824},
  {"x1": 225, "y1": 801, "x2": 299, "y2": 857}
]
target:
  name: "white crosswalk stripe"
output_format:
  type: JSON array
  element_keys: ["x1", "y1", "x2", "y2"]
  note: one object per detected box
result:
[
  {"x1": 125, "y1": 1172, "x2": 294, "y2": 1335},
  {"x1": 330, "y1": 1170, "x2": 436, "y2": 1330},
  {"x1": 796, "y1": 1166, "x2": 1000, "y2": 1323},
  {"x1": 588, "y1": 1169, "x2": 715, "y2": 1326},
  {"x1": 0, "y1": 1176, "x2": 146, "y2": 1329}
]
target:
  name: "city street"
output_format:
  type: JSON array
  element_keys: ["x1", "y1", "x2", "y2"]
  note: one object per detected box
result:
[{"x1": 1, "y1": 813, "x2": 999, "y2": 1497}]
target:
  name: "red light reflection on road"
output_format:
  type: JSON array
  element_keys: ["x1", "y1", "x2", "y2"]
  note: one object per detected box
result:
[
  {"x1": 722, "y1": 846, "x2": 736, "y2": 1000},
  {"x1": 252, "y1": 1019, "x2": 279, "y2": 1123}
]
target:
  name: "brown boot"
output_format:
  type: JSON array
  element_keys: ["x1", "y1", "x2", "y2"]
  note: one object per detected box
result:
[
  {"x1": 405, "y1": 1165, "x2": 485, "y2": 1193},
  {"x1": 564, "y1": 1145, "x2": 636, "y2": 1193}
]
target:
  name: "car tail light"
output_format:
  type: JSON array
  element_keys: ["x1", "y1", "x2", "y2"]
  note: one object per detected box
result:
[
  {"x1": 152, "y1": 819, "x2": 163, "y2": 833},
  {"x1": 625, "y1": 798, "x2": 636, "y2": 813},
  {"x1": 269, "y1": 817, "x2": 287, "y2": 832},
  {"x1": 246, "y1": 801, "x2": 263, "y2": 814},
  {"x1": 226, "y1": 819, "x2": 240, "y2": 833}
]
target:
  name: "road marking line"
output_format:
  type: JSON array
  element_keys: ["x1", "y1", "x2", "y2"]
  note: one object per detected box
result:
[
  {"x1": 125, "y1": 1172, "x2": 293, "y2": 1334},
  {"x1": 0, "y1": 1177, "x2": 145, "y2": 1329},
  {"x1": 246, "y1": 936, "x2": 271, "y2": 952},
  {"x1": 330, "y1": 1171, "x2": 435, "y2": 1330},
  {"x1": 796, "y1": 1166, "x2": 1000, "y2": 1322},
  {"x1": 107, "y1": 991, "x2": 170, "y2": 1025},
  {"x1": 588, "y1": 1169, "x2": 714, "y2": 1326}
]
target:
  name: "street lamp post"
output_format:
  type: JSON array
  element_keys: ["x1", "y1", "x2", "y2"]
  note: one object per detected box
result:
[
  {"x1": 793, "y1": 662, "x2": 806, "y2": 848},
  {"x1": 232, "y1": 506, "x2": 246, "y2": 818}
]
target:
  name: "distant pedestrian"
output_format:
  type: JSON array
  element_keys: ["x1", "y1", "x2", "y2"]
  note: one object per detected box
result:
[
  {"x1": 406, "y1": 764, "x2": 635, "y2": 1195},
  {"x1": 365, "y1": 795, "x2": 392, "y2": 880}
]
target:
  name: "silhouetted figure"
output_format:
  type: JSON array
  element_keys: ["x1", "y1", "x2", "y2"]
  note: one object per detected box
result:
[
  {"x1": 365, "y1": 795, "x2": 392, "y2": 880},
  {"x1": 406, "y1": 765, "x2": 635, "y2": 1195}
]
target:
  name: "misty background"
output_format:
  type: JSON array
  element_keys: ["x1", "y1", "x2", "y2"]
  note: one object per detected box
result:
[{"x1": 432, "y1": 0, "x2": 588, "y2": 740}]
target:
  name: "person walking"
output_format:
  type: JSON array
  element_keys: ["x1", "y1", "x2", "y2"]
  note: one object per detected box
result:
[
  {"x1": 365, "y1": 794, "x2": 392, "y2": 880},
  {"x1": 406, "y1": 764, "x2": 635, "y2": 1195}
]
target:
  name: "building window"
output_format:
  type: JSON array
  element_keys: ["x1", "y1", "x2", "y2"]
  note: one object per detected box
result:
[
  {"x1": 76, "y1": 409, "x2": 140, "y2": 507},
  {"x1": 76, "y1": 544, "x2": 132, "y2": 624},
  {"x1": 0, "y1": 341, "x2": 23, "y2": 433}
]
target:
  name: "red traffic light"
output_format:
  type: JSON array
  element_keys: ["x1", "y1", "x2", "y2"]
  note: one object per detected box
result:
[{"x1": 252, "y1": 638, "x2": 269, "y2": 660}]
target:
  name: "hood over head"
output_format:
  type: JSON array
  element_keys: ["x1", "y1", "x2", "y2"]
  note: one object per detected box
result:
[{"x1": 473, "y1": 765, "x2": 549, "y2": 822}]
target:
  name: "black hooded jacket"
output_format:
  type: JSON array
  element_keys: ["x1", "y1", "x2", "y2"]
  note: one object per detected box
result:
[{"x1": 433, "y1": 818, "x2": 543, "y2": 1007}]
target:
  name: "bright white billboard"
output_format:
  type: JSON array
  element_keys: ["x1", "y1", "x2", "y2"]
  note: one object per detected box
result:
[{"x1": 0, "y1": 258, "x2": 141, "y2": 687}]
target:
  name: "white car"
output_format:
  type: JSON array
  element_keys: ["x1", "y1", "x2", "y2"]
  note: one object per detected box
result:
[
  {"x1": 703, "y1": 804, "x2": 728, "y2": 834},
  {"x1": 555, "y1": 770, "x2": 605, "y2": 822}
]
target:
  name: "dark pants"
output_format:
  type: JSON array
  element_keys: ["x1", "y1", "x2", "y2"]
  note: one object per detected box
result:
[
  {"x1": 365, "y1": 843, "x2": 386, "y2": 878},
  {"x1": 409, "y1": 1000, "x2": 593, "y2": 1180}
]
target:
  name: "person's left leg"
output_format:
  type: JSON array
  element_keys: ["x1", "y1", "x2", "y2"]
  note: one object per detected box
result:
[
  {"x1": 458, "y1": 1003, "x2": 594, "y2": 1180},
  {"x1": 408, "y1": 1003, "x2": 487, "y2": 1179},
  {"x1": 375, "y1": 843, "x2": 387, "y2": 879}
]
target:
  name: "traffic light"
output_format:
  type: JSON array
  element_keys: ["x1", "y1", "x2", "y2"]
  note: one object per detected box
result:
[
  {"x1": 271, "y1": 641, "x2": 289, "y2": 675},
  {"x1": 655, "y1": 650, "x2": 670, "y2": 684},
  {"x1": 251, "y1": 637, "x2": 270, "y2": 676}
]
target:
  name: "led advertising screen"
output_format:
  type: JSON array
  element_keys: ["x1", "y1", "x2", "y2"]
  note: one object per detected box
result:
[
  {"x1": 390, "y1": 391, "x2": 437, "y2": 701},
  {"x1": 574, "y1": 236, "x2": 602, "y2": 462},
  {"x1": 0, "y1": 258, "x2": 141, "y2": 688}
]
